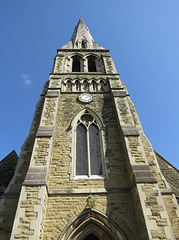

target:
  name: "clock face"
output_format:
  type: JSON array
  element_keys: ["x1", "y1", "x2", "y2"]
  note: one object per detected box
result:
[{"x1": 78, "y1": 93, "x2": 93, "y2": 103}]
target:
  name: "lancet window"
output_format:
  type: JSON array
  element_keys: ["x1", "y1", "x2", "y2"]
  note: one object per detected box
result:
[
  {"x1": 83, "y1": 80, "x2": 89, "y2": 91},
  {"x1": 66, "y1": 80, "x2": 72, "y2": 92},
  {"x1": 99, "y1": 80, "x2": 105, "y2": 91},
  {"x1": 75, "y1": 80, "x2": 81, "y2": 91},
  {"x1": 88, "y1": 57, "x2": 97, "y2": 72},
  {"x1": 72, "y1": 110, "x2": 105, "y2": 178},
  {"x1": 81, "y1": 40, "x2": 87, "y2": 48},
  {"x1": 92, "y1": 80, "x2": 98, "y2": 91},
  {"x1": 72, "y1": 56, "x2": 82, "y2": 72}
]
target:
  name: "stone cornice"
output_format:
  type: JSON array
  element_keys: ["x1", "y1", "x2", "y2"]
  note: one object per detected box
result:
[{"x1": 57, "y1": 49, "x2": 110, "y2": 53}]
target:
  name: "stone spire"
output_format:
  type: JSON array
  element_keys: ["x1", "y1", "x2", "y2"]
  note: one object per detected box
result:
[{"x1": 61, "y1": 17, "x2": 104, "y2": 49}]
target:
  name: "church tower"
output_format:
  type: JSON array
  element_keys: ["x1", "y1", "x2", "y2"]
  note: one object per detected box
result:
[{"x1": 0, "y1": 18, "x2": 179, "y2": 240}]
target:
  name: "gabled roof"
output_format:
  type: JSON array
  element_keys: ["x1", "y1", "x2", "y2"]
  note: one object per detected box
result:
[
  {"x1": 61, "y1": 17, "x2": 105, "y2": 50},
  {"x1": 0, "y1": 150, "x2": 18, "y2": 192},
  {"x1": 155, "y1": 151, "x2": 179, "y2": 197}
]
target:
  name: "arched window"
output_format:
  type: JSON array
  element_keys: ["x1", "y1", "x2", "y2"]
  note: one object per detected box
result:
[
  {"x1": 92, "y1": 80, "x2": 98, "y2": 91},
  {"x1": 88, "y1": 57, "x2": 97, "y2": 72},
  {"x1": 72, "y1": 56, "x2": 81, "y2": 72},
  {"x1": 99, "y1": 80, "x2": 105, "y2": 91},
  {"x1": 72, "y1": 110, "x2": 105, "y2": 178},
  {"x1": 82, "y1": 40, "x2": 86, "y2": 48},
  {"x1": 75, "y1": 80, "x2": 81, "y2": 91},
  {"x1": 83, "y1": 80, "x2": 89, "y2": 91},
  {"x1": 66, "y1": 80, "x2": 72, "y2": 92}
]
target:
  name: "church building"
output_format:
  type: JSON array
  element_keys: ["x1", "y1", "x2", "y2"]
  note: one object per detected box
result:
[{"x1": 0, "y1": 17, "x2": 179, "y2": 240}]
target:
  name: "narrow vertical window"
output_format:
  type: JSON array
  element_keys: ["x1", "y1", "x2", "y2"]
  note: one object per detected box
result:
[
  {"x1": 74, "y1": 111, "x2": 104, "y2": 177},
  {"x1": 82, "y1": 40, "x2": 86, "y2": 48},
  {"x1": 89, "y1": 124, "x2": 102, "y2": 175},
  {"x1": 72, "y1": 57, "x2": 81, "y2": 72},
  {"x1": 75, "y1": 80, "x2": 81, "y2": 91},
  {"x1": 88, "y1": 57, "x2": 97, "y2": 72},
  {"x1": 83, "y1": 80, "x2": 89, "y2": 91},
  {"x1": 76, "y1": 124, "x2": 88, "y2": 175},
  {"x1": 92, "y1": 80, "x2": 98, "y2": 91},
  {"x1": 66, "y1": 80, "x2": 72, "y2": 92},
  {"x1": 99, "y1": 80, "x2": 104, "y2": 91}
]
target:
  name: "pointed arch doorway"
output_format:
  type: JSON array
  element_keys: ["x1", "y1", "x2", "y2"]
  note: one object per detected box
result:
[
  {"x1": 69, "y1": 221, "x2": 117, "y2": 240},
  {"x1": 83, "y1": 233, "x2": 99, "y2": 240},
  {"x1": 59, "y1": 210, "x2": 127, "y2": 240}
]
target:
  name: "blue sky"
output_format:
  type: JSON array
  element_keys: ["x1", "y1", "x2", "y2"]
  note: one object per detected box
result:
[{"x1": 0, "y1": 1, "x2": 179, "y2": 169}]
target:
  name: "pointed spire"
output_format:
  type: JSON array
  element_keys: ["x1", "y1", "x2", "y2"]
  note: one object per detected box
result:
[
  {"x1": 61, "y1": 17, "x2": 104, "y2": 50},
  {"x1": 77, "y1": 16, "x2": 86, "y2": 27},
  {"x1": 70, "y1": 17, "x2": 94, "y2": 49}
]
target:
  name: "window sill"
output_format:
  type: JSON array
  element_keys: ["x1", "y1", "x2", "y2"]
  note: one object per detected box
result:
[{"x1": 71, "y1": 175, "x2": 106, "y2": 181}]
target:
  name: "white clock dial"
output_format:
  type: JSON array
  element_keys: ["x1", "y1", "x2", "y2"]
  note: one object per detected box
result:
[{"x1": 78, "y1": 93, "x2": 93, "y2": 103}]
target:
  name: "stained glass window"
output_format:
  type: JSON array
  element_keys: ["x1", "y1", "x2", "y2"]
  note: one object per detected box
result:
[
  {"x1": 89, "y1": 124, "x2": 102, "y2": 175},
  {"x1": 75, "y1": 112, "x2": 103, "y2": 177},
  {"x1": 76, "y1": 124, "x2": 88, "y2": 175}
]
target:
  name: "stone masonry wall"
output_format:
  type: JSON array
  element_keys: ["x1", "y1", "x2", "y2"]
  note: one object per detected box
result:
[
  {"x1": 40, "y1": 91, "x2": 142, "y2": 239},
  {"x1": 14, "y1": 186, "x2": 40, "y2": 239},
  {"x1": 41, "y1": 193, "x2": 139, "y2": 240},
  {"x1": 162, "y1": 195, "x2": 179, "y2": 238},
  {"x1": 9, "y1": 77, "x2": 60, "y2": 239},
  {"x1": 110, "y1": 78, "x2": 178, "y2": 239},
  {"x1": 33, "y1": 138, "x2": 51, "y2": 166},
  {"x1": 125, "y1": 93, "x2": 179, "y2": 239},
  {"x1": 0, "y1": 93, "x2": 46, "y2": 240},
  {"x1": 126, "y1": 96, "x2": 167, "y2": 188},
  {"x1": 48, "y1": 93, "x2": 130, "y2": 190}
]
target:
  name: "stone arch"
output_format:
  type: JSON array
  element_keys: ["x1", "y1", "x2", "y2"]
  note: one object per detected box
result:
[
  {"x1": 85, "y1": 53, "x2": 100, "y2": 60},
  {"x1": 99, "y1": 80, "x2": 105, "y2": 91},
  {"x1": 91, "y1": 79, "x2": 98, "y2": 91},
  {"x1": 86, "y1": 55, "x2": 98, "y2": 72},
  {"x1": 70, "y1": 53, "x2": 84, "y2": 59},
  {"x1": 85, "y1": 54, "x2": 101, "y2": 73},
  {"x1": 66, "y1": 80, "x2": 72, "y2": 92},
  {"x1": 81, "y1": 40, "x2": 87, "y2": 48},
  {"x1": 70, "y1": 108, "x2": 105, "y2": 130},
  {"x1": 75, "y1": 79, "x2": 81, "y2": 91},
  {"x1": 72, "y1": 57, "x2": 81, "y2": 72},
  {"x1": 83, "y1": 79, "x2": 89, "y2": 91},
  {"x1": 70, "y1": 54, "x2": 84, "y2": 72},
  {"x1": 69, "y1": 108, "x2": 107, "y2": 179},
  {"x1": 62, "y1": 78, "x2": 73, "y2": 92},
  {"x1": 58, "y1": 210, "x2": 127, "y2": 240}
]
